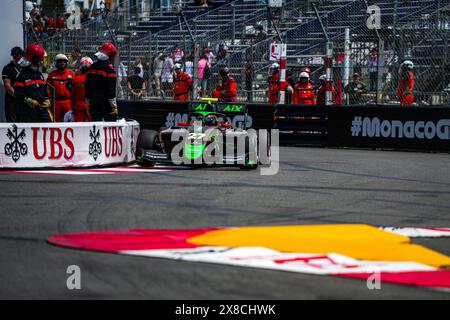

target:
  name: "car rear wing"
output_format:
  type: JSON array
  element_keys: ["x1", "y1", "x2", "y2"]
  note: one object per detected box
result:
[{"x1": 188, "y1": 101, "x2": 248, "y2": 115}]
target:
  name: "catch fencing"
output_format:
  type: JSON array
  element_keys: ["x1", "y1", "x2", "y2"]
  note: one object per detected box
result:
[{"x1": 26, "y1": 0, "x2": 450, "y2": 106}]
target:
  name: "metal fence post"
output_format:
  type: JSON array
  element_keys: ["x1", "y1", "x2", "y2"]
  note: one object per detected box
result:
[
  {"x1": 193, "y1": 44, "x2": 199, "y2": 100},
  {"x1": 232, "y1": 6, "x2": 236, "y2": 45},
  {"x1": 279, "y1": 43, "x2": 287, "y2": 104},
  {"x1": 325, "y1": 41, "x2": 333, "y2": 106},
  {"x1": 344, "y1": 28, "x2": 351, "y2": 105},
  {"x1": 128, "y1": 32, "x2": 133, "y2": 79},
  {"x1": 376, "y1": 40, "x2": 385, "y2": 105}
]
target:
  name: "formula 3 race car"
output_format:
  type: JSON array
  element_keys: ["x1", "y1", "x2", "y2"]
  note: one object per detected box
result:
[{"x1": 136, "y1": 99, "x2": 270, "y2": 169}]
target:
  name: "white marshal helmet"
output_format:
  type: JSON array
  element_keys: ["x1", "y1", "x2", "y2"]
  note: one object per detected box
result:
[
  {"x1": 271, "y1": 62, "x2": 280, "y2": 69},
  {"x1": 400, "y1": 60, "x2": 414, "y2": 70},
  {"x1": 54, "y1": 53, "x2": 69, "y2": 62},
  {"x1": 299, "y1": 71, "x2": 310, "y2": 79},
  {"x1": 174, "y1": 63, "x2": 182, "y2": 70},
  {"x1": 319, "y1": 74, "x2": 327, "y2": 81},
  {"x1": 78, "y1": 57, "x2": 93, "y2": 70}
]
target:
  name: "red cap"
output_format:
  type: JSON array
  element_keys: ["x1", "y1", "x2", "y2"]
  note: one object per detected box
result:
[
  {"x1": 24, "y1": 44, "x2": 46, "y2": 63},
  {"x1": 100, "y1": 42, "x2": 118, "y2": 61}
]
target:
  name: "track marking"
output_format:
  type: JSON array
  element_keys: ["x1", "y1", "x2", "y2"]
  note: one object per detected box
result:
[
  {"x1": 48, "y1": 225, "x2": 450, "y2": 290},
  {"x1": 0, "y1": 164, "x2": 189, "y2": 175}
]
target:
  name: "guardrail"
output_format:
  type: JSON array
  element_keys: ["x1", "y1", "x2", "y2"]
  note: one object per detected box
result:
[
  {"x1": 119, "y1": 100, "x2": 450, "y2": 152},
  {"x1": 0, "y1": 120, "x2": 139, "y2": 169}
]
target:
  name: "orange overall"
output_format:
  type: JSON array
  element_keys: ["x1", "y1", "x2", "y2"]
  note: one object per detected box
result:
[
  {"x1": 316, "y1": 84, "x2": 337, "y2": 106},
  {"x1": 71, "y1": 73, "x2": 91, "y2": 122},
  {"x1": 173, "y1": 71, "x2": 193, "y2": 101},
  {"x1": 397, "y1": 71, "x2": 414, "y2": 107},
  {"x1": 293, "y1": 82, "x2": 316, "y2": 105},
  {"x1": 212, "y1": 76, "x2": 237, "y2": 102},
  {"x1": 48, "y1": 69, "x2": 75, "y2": 121}
]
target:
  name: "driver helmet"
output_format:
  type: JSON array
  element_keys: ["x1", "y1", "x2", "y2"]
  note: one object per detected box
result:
[{"x1": 204, "y1": 114, "x2": 218, "y2": 126}]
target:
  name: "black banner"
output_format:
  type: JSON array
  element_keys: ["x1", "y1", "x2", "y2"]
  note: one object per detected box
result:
[
  {"x1": 119, "y1": 100, "x2": 450, "y2": 151},
  {"x1": 118, "y1": 100, "x2": 275, "y2": 130},
  {"x1": 327, "y1": 106, "x2": 450, "y2": 151}
]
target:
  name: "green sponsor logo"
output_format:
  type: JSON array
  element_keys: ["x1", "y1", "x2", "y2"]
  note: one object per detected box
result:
[
  {"x1": 223, "y1": 105, "x2": 244, "y2": 112},
  {"x1": 195, "y1": 104, "x2": 207, "y2": 111}
]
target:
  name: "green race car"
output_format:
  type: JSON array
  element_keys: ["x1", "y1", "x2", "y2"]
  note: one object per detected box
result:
[{"x1": 136, "y1": 100, "x2": 270, "y2": 169}]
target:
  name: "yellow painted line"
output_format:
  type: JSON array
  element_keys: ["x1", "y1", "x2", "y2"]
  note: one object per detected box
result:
[{"x1": 188, "y1": 224, "x2": 450, "y2": 268}]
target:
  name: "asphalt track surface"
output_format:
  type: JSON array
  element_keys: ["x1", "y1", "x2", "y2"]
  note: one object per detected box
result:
[{"x1": 1, "y1": 146, "x2": 450, "y2": 299}]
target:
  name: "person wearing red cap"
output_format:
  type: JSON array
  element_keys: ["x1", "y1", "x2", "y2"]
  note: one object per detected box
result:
[
  {"x1": 212, "y1": 67, "x2": 237, "y2": 102},
  {"x1": 14, "y1": 44, "x2": 53, "y2": 122},
  {"x1": 86, "y1": 42, "x2": 119, "y2": 121},
  {"x1": 172, "y1": 63, "x2": 192, "y2": 101},
  {"x1": 47, "y1": 53, "x2": 75, "y2": 122},
  {"x1": 71, "y1": 57, "x2": 93, "y2": 122}
]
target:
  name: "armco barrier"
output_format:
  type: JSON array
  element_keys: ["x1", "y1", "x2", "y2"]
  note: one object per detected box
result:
[
  {"x1": 327, "y1": 106, "x2": 450, "y2": 151},
  {"x1": 118, "y1": 100, "x2": 450, "y2": 152},
  {"x1": 0, "y1": 120, "x2": 139, "y2": 169}
]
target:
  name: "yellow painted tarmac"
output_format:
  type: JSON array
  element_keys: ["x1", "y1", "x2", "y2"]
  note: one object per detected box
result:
[{"x1": 189, "y1": 224, "x2": 450, "y2": 268}]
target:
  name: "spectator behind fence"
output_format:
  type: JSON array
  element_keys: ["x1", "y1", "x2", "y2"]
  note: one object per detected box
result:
[
  {"x1": 344, "y1": 73, "x2": 367, "y2": 105},
  {"x1": 117, "y1": 61, "x2": 128, "y2": 99},
  {"x1": 203, "y1": 47, "x2": 215, "y2": 65},
  {"x1": 255, "y1": 24, "x2": 268, "y2": 61},
  {"x1": 216, "y1": 41, "x2": 228, "y2": 66},
  {"x1": 30, "y1": 4, "x2": 39, "y2": 21},
  {"x1": 134, "y1": 58, "x2": 144, "y2": 78},
  {"x1": 368, "y1": 48, "x2": 378, "y2": 91},
  {"x1": 56, "y1": 14, "x2": 65, "y2": 31},
  {"x1": 161, "y1": 54, "x2": 174, "y2": 97},
  {"x1": 33, "y1": 15, "x2": 47, "y2": 39},
  {"x1": 184, "y1": 55, "x2": 194, "y2": 78},
  {"x1": 197, "y1": 54, "x2": 211, "y2": 97},
  {"x1": 380, "y1": 66, "x2": 393, "y2": 102},
  {"x1": 153, "y1": 52, "x2": 164, "y2": 97},
  {"x1": 44, "y1": 15, "x2": 57, "y2": 37},
  {"x1": 128, "y1": 67, "x2": 146, "y2": 100},
  {"x1": 173, "y1": 46, "x2": 184, "y2": 63},
  {"x1": 143, "y1": 57, "x2": 151, "y2": 96}
]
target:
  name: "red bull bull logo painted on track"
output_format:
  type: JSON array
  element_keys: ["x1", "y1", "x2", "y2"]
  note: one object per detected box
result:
[{"x1": 48, "y1": 225, "x2": 450, "y2": 290}]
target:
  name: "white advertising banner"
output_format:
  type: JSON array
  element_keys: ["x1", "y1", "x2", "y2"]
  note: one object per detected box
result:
[{"x1": 0, "y1": 120, "x2": 140, "y2": 169}]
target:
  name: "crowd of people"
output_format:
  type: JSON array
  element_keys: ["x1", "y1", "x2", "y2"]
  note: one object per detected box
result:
[
  {"x1": 27, "y1": 2, "x2": 109, "y2": 41},
  {"x1": 1, "y1": 41, "x2": 416, "y2": 123},
  {"x1": 121, "y1": 42, "x2": 414, "y2": 107},
  {"x1": 28, "y1": 3, "x2": 70, "y2": 40},
  {"x1": 2, "y1": 43, "x2": 119, "y2": 123},
  {"x1": 266, "y1": 61, "x2": 414, "y2": 106}
]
